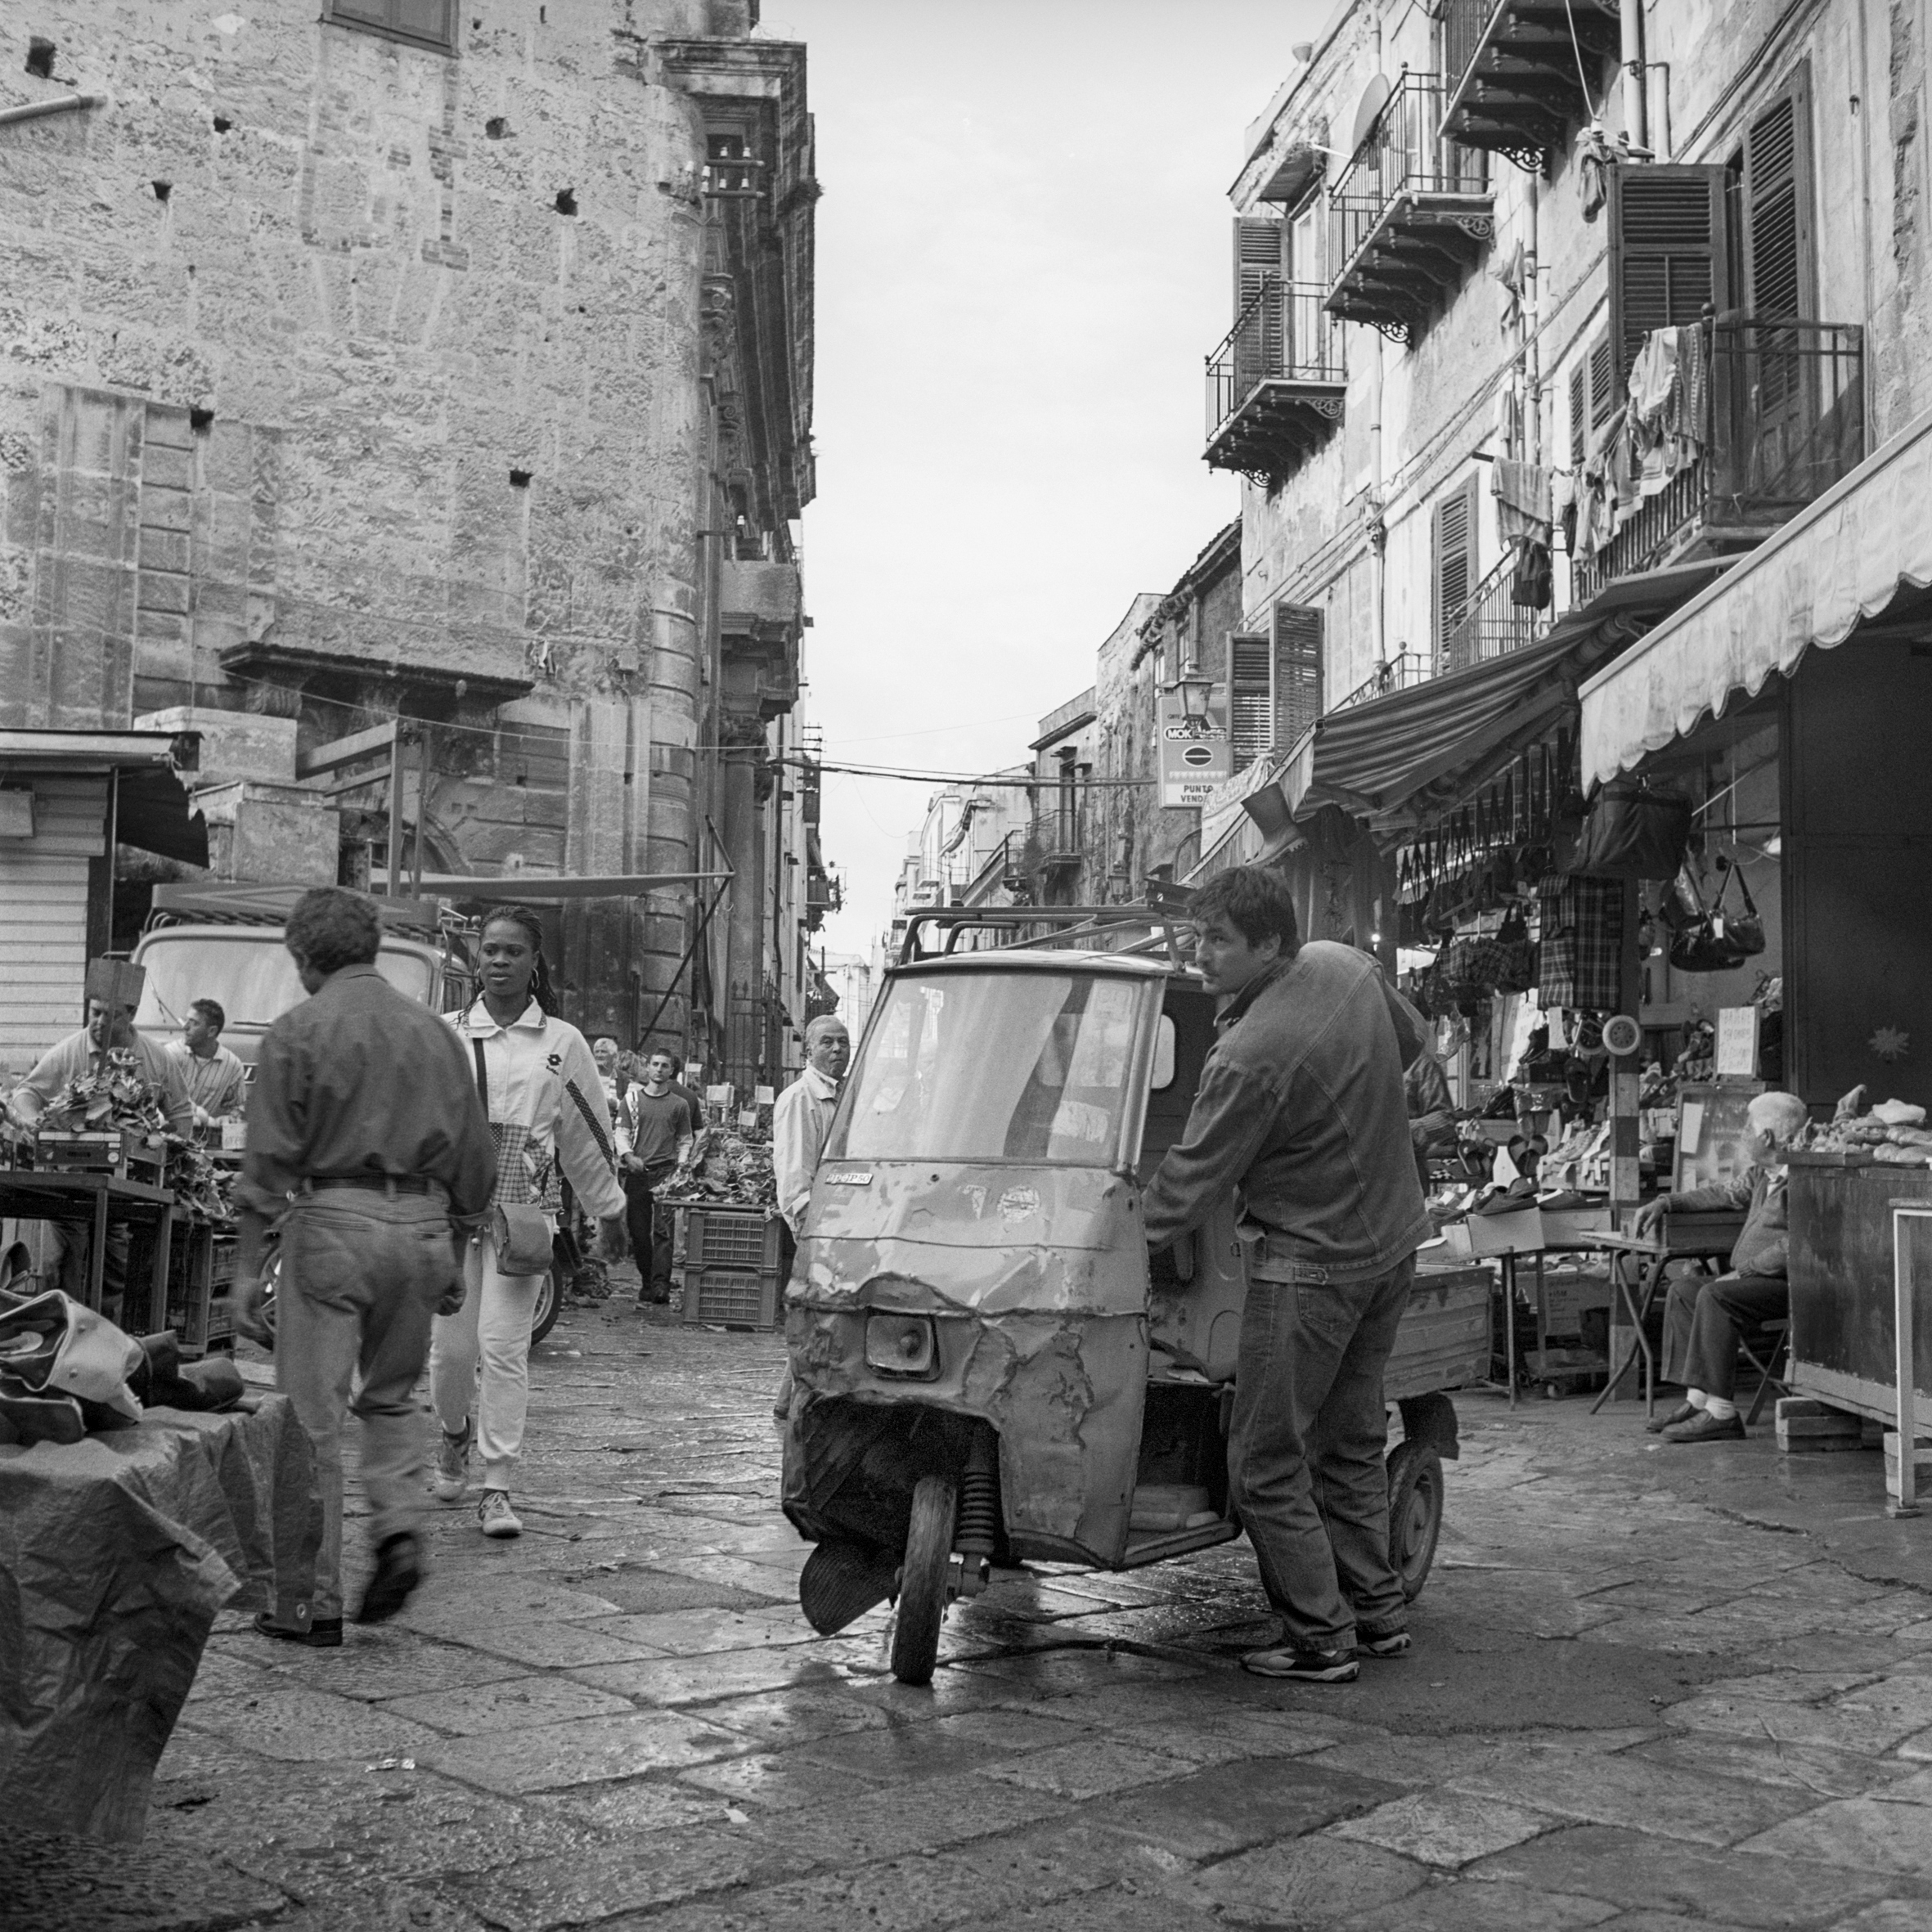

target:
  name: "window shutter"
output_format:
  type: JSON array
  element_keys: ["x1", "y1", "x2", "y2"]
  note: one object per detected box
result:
[
  {"x1": 1233, "y1": 217, "x2": 1283, "y2": 318},
  {"x1": 1608, "y1": 164, "x2": 1731, "y2": 395},
  {"x1": 1232, "y1": 218, "x2": 1284, "y2": 395},
  {"x1": 1589, "y1": 334, "x2": 1615, "y2": 434},
  {"x1": 1741, "y1": 64, "x2": 1814, "y2": 319},
  {"x1": 1271, "y1": 603, "x2": 1323, "y2": 748},
  {"x1": 1431, "y1": 478, "x2": 1478, "y2": 655},
  {"x1": 1229, "y1": 631, "x2": 1273, "y2": 770},
  {"x1": 1569, "y1": 360, "x2": 1588, "y2": 470}
]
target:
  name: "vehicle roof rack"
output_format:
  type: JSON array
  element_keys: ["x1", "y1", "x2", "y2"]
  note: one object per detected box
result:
[
  {"x1": 147, "y1": 883, "x2": 445, "y2": 938},
  {"x1": 897, "y1": 889, "x2": 1195, "y2": 968}
]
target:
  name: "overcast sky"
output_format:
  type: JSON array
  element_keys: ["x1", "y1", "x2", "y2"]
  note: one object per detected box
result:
[{"x1": 763, "y1": 0, "x2": 1328, "y2": 960}]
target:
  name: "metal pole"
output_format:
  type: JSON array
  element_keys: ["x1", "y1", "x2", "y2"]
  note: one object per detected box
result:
[
  {"x1": 0, "y1": 94, "x2": 104, "y2": 127},
  {"x1": 384, "y1": 729, "x2": 404, "y2": 896},
  {"x1": 412, "y1": 726, "x2": 431, "y2": 898}
]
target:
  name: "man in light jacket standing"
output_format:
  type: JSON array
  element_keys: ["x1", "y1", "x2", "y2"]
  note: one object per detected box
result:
[
  {"x1": 770, "y1": 1014, "x2": 849, "y2": 1422},
  {"x1": 1143, "y1": 866, "x2": 1428, "y2": 1687}
]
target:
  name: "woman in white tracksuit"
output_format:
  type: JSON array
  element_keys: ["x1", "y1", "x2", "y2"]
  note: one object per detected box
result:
[{"x1": 429, "y1": 905, "x2": 629, "y2": 1538}]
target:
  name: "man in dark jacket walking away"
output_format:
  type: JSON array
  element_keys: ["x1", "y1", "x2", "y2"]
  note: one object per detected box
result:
[
  {"x1": 230, "y1": 888, "x2": 496, "y2": 1647},
  {"x1": 1143, "y1": 866, "x2": 1428, "y2": 1685}
]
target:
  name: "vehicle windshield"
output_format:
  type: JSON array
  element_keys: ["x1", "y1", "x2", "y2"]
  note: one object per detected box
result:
[
  {"x1": 134, "y1": 933, "x2": 436, "y2": 1031},
  {"x1": 828, "y1": 970, "x2": 1144, "y2": 1165}
]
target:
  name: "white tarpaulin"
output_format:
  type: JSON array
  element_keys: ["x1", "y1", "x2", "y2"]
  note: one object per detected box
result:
[{"x1": 1579, "y1": 403, "x2": 1932, "y2": 789}]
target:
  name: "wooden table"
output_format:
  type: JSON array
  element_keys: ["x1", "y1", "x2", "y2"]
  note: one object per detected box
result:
[{"x1": 0, "y1": 1167, "x2": 175, "y2": 1315}]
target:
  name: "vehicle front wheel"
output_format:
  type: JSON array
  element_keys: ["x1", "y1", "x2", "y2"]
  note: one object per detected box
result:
[
  {"x1": 530, "y1": 1259, "x2": 564, "y2": 1346},
  {"x1": 1386, "y1": 1439, "x2": 1444, "y2": 1602},
  {"x1": 889, "y1": 1475, "x2": 956, "y2": 1686}
]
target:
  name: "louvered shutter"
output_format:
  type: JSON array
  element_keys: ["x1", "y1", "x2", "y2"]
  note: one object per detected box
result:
[
  {"x1": 1608, "y1": 164, "x2": 1731, "y2": 394},
  {"x1": 1569, "y1": 360, "x2": 1588, "y2": 469},
  {"x1": 1232, "y1": 218, "x2": 1285, "y2": 396},
  {"x1": 1431, "y1": 479, "x2": 1478, "y2": 656},
  {"x1": 1272, "y1": 603, "x2": 1323, "y2": 748},
  {"x1": 1229, "y1": 631, "x2": 1274, "y2": 770},
  {"x1": 1741, "y1": 65, "x2": 1814, "y2": 321}
]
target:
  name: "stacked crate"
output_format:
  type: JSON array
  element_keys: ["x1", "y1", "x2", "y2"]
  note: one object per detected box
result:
[{"x1": 678, "y1": 1206, "x2": 784, "y2": 1331}]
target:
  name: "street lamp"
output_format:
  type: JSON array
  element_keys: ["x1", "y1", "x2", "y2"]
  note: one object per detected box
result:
[{"x1": 1170, "y1": 665, "x2": 1214, "y2": 728}]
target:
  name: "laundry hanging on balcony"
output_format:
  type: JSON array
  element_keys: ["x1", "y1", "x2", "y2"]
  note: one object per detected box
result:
[
  {"x1": 1627, "y1": 326, "x2": 1709, "y2": 496},
  {"x1": 1494, "y1": 460, "x2": 1554, "y2": 613}
]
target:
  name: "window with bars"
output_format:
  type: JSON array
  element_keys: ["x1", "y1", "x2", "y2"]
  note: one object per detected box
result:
[{"x1": 323, "y1": 0, "x2": 456, "y2": 52}]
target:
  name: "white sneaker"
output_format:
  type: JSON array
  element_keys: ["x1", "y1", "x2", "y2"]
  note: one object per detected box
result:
[
  {"x1": 478, "y1": 1489, "x2": 522, "y2": 1539},
  {"x1": 429, "y1": 1425, "x2": 471, "y2": 1503}
]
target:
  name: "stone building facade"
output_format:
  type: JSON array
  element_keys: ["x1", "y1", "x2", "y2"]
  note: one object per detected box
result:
[{"x1": 0, "y1": 0, "x2": 824, "y2": 1080}]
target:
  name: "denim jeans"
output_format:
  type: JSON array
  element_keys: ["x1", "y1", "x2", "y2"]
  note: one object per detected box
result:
[
  {"x1": 276, "y1": 1188, "x2": 454, "y2": 1619},
  {"x1": 1227, "y1": 1256, "x2": 1414, "y2": 1652}
]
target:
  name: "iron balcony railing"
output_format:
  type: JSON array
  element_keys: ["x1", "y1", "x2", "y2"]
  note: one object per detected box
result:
[
  {"x1": 1328, "y1": 71, "x2": 1488, "y2": 279},
  {"x1": 1337, "y1": 650, "x2": 1432, "y2": 710},
  {"x1": 1574, "y1": 315, "x2": 1865, "y2": 602},
  {"x1": 1441, "y1": 0, "x2": 1620, "y2": 102},
  {"x1": 1206, "y1": 276, "x2": 1346, "y2": 443},
  {"x1": 1441, "y1": 552, "x2": 1552, "y2": 674}
]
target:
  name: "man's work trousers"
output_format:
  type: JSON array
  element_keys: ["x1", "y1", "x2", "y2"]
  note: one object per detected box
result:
[
  {"x1": 430, "y1": 1233, "x2": 549, "y2": 1489},
  {"x1": 1660, "y1": 1270, "x2": 1788, "y2": 1401},
  {"x1": 1228, "y1": 1257, "x2": 1414, "y2": 1654},
  {"x1": 276, "y1": 1188, "x2": 452, "y2": 1620}
]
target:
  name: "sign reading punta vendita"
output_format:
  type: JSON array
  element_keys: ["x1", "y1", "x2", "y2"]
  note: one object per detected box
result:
[{"x1": 1157, "y1": 692, "x2": 1232, "y2": 808}]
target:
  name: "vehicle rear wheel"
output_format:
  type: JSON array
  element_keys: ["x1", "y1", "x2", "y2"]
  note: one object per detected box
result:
[
  {"x1": 1386, "y1": 1439, "x2": 1444, "y2": 1602},
  {"x1": 530, "y1": 1259, "x2": 564, "y2": 1346},
  {"x1": 889, "y1": 1475, "x2": 956, "y2": 1687}
]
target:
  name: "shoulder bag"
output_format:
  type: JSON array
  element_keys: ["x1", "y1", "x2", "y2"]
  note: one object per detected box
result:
[{"x1": 473, "y1": 1040, "x2": 557, "y2": 1277}]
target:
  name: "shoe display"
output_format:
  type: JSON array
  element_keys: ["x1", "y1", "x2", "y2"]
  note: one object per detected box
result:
[
  {"x1": 478, "y1": 1489, "x2": 522, "y2": 1538},
  {"x1": 354, "y1": 1533, "x2": 421, "y2": 1624},
  {"x1": 1240, "y1": 1645, "x2": 1360, "y2": 1683},
  {"x1": 253, "y1": 1612, "x2": 343, "y2": 1648},
  {"x1": 1646, "y1": 1402, "x2": 1700, "y2": 1435},
  {"x1": 1357, "y1": 1629, "x2": 1412, "y2": 1659},
  {"x1": 429, "y1": 1422, "x2": 472, "y2": 1502},
  {"x1": 1661, "y1": 1409, "x2": 1746, "y2": 1444}
]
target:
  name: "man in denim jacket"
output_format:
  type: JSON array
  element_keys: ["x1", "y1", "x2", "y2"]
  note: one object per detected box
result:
[{"x1": 1143, "y1": 866, "x2": 1429, "y2": 1685}]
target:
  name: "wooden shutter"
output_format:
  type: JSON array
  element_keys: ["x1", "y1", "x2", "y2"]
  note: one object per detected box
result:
[
  {"x1": 1229, "y1": 631, "x2": 1273, "y2": 770},
  {"x1": 1431, "y1": 478, "x2": 1478, "y2": 654},
  {"x1": 1272, "y1": 603, "x2": 1323, "y2": 748},
  {"x1": 1568, "y1": 332, "x2": 1616, "y2": 466},
  {"x1": 1233, "y1": 217, "x2": 1283, "y2": 317},
  {"x1": 1569, "y1": 360, "x2": 1588, "y2": 469},
  {"x1": 1232, "y1": 218, "x2": 1284, "y2": 395},
  {"x1": 1608, "y1": 164, "x2": 1730, "y2": 394},
  {"x1": 1741, "y1": 64, "x2": 1814, "y2": 321}
]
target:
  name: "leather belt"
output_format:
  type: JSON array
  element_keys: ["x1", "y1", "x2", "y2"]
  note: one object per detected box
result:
[{"x1": 303, "y1": 1175, "x2": 441, "y2": 1197}]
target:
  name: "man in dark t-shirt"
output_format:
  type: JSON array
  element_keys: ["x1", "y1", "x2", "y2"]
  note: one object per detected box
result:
[{"x1": 621, "y1": 1049, "x2": 698, "y2": 1303}]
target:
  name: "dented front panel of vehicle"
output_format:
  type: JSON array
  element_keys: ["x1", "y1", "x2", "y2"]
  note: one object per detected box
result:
[{"x1": 785, "y1": 1161, "x2": 1151, "y2": 1565}]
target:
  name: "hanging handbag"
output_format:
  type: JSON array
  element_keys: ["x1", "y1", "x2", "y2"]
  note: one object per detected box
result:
[
  {"x1": 473, "y1": 1041, "x2": 557, "y2": 1278},
  {"x1": 1574, "y1": 779, "x2": 1692, "y2": 879},
  {"x1": 1667, "y1": 865, "x2": 1750, "y2": 973},
  {"x1": 1714, "y1": 854, "x2": 1767, "y2": 957},
  {"x1": 1492, "y1": 908, "x2": 1535, "y2": 993}
]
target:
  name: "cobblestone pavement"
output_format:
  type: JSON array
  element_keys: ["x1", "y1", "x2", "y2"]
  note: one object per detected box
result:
[{"x1": 14, "y1": 1287, "x2": 1932, "y2": 1932}]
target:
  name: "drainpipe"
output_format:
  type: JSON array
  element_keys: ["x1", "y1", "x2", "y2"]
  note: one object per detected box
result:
[
  {"x1": 1621, "y1": 2, "x2": 1649, "y2": 151},
  {"x1": 1525, "y1": 166, "x2": 1541, "y2": 469},
  {"x1": 1369, "y1": 1, "x2": 1387, "y2": 675},
  {"x1": 0, "y1": 93, "x2": 103, "y2": 128}
]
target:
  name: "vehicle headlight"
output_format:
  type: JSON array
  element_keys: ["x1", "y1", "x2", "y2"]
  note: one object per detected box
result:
[{"x1": 864, "y1": 1312, "x2": 937, "y2": 1377}]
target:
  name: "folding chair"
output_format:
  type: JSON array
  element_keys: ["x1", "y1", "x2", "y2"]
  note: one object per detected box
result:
[{"x1": 1741, "y1": 1318, "x2": 1792, "y2": 1426}]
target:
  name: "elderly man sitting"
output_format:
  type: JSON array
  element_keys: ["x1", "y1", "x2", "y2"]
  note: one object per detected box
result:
[{"x1": 1637, "y1": 1089, "x2": 1810, "y2": 1444}]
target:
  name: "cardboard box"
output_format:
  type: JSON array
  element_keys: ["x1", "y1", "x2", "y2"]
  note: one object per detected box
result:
[{"x1": 1455, "y1": 1206, "x2": 1546, "y2": 1257}]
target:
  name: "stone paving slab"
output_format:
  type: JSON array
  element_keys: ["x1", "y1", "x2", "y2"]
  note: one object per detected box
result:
[
  {"x1": 1330, "y1": 1789, "x2": 1559, "y2": 1867},
  {"x1": 380, "y1": 1672, "x2": 639, "y2": 1735},
  {"x1": 416, "y1": 1708, "x2": 753, "y2": 1795}
]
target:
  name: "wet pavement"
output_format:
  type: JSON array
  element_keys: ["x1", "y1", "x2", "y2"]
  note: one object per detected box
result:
[{"x1": 12, "y1": 1284, "x2": 1932, "y2": 1932}]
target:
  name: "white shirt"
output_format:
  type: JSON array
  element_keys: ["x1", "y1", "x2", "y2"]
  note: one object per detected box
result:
[
  {"x1": 444, "y1": 999, "x2": 627, "y2": 1222},
  {"x1": 774, "y1": 1064, "x2": 841, "y2": 1234},
  {"x1": 600, "y1": 1075, "x2": 634, "y2": 1157}
]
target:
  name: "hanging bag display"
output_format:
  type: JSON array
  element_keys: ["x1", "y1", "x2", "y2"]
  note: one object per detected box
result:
[
  {"x1": 472, "y1": 1040, "x2": 556, "y2": 1278},
  {"x1": 1574, "y1": 778, "x2": 1693, "y2": 879},
  {"x1": 1714, "y1": 853, "x2": 1767, "y2": 957},
  {"x1": 1492, "y1": 907, "x2": 1536, "y2": 993},
  {"x1": 1667, "y1": 864, "x2": 1751, "y2": 973}
]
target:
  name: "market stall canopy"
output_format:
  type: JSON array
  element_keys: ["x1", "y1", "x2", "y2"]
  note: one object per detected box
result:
[
  {"x1": 1580, "y1": 402, "x2": 1932, "y2": 791},
  {"x1": 0, "y1": 729, "x2": 207, "y2": 866},
  {"x1": 1279, "y1": 562, "x2": 1725, "y2": 834}
]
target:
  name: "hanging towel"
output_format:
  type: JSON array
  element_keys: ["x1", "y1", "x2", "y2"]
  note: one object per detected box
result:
[
  {"x1": 1493, "y1": 241, "x2": 1525, "y2": 336},
  {"x1": 1577, "y1": 126, "x2": 1613, "y2": 223},
  {"x1": 1494, "y1": 460, "x2": 1553, "y2": 547}
]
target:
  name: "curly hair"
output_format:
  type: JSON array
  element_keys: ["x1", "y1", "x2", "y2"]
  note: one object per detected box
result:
[
  {"x1": 479, "y1": 904, "x2": 560, "y2": 1015},
  {"x1": 285, "y1": 888, "x2": 383, "y2": 977}
]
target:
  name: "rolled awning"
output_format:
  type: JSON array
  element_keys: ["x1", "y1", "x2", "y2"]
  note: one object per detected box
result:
[
  {"x1": 1283, "y1": 561, "x2": 1724, "y2": 833},
  {"x1": 1580, "y1": 402, "x2": 1932, "y2": 789}
]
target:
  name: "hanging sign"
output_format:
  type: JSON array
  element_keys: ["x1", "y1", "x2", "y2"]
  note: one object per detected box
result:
[
  {"x1": 1157, "y1": 691, "x2": 1232, "y2": 809},
  {"x1": 1715, "y1": 1005, "x2": 1760, "y2": 1080}
]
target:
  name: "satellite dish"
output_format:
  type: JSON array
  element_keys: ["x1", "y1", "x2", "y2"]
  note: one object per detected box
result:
[{"x1": 1349, "y1": 74, "x2": 1393, "y2": 156}]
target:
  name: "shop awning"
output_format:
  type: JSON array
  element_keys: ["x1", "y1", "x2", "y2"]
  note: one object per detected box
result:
[
  {"x1": 1580, "y1": 403, "x2": 1932, "y2": 790},
  {"x1": 1281, "y1": 561, "x2": 1725, "y2": 832},
  {"x1": 0, "y1": 729, "x2": 208, "y2": 865}
]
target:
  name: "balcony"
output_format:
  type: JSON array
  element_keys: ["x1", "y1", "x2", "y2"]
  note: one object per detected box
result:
[
  {"x1": 1337, "y1": 649, "x2": 1431, "y2": 710},
  {"x1": 1327, "y1": 73, "x2": 1493, "y2": 344},
  {"x1": 1440, "y1": 0, "x2": 1621, "y2": 171},
  {"x1": 1441, "y1": 552, "x2": 1552, "y2": 674},
  {"x1": 1205, "y1": 276, "x2": 1346, "y2": 484},
  {"x1": 1573, "y1": 317, "x2": 1865, "y2": 603}
]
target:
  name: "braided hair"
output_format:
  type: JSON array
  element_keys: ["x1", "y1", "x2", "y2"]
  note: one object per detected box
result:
[{"x1": 479, "y1": 904, "x2": 560, "y2": 1016}]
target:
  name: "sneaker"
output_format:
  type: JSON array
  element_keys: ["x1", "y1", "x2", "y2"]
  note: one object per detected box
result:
[
  {"x1": 429, "y1": 1422, "x2": 472, "y2": 1502},
  {"x1": 353, "y1": 1534, "x2": 422, "y2": 1625},
  {"x1": 253, "y1": 1611, "x2": 343, "y2": 1648},
  {"x1": 1240, "y1": 1645, "x2": 1359, "y2": 1683},
  {"x1": 478, "y1": 1489, "x2": 522, "y2": 1539},
  {"x1": 1357, "y1": 1629, "x2": 1412, "y2": 1659},
  {"x1": 1661, "y1": 1409, "x2": 1746, "y2": 1444},
  {"x1": 1646, "y1": 1401, "x2": 1700, "y2": 1435}
]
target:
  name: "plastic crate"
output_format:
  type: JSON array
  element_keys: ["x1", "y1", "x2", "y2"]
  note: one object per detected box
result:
[
  {"x1": 685, "y1": 1206, "x2": 783, "y2": 1274},
  {"x1": 682, "y1": 1264, "x2": 782, "y2": 1332}
]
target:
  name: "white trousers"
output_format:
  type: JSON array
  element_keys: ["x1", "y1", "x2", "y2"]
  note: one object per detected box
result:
[{"x1": 429, "y1": 1234, "x2": 545, "y2": 1489}]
